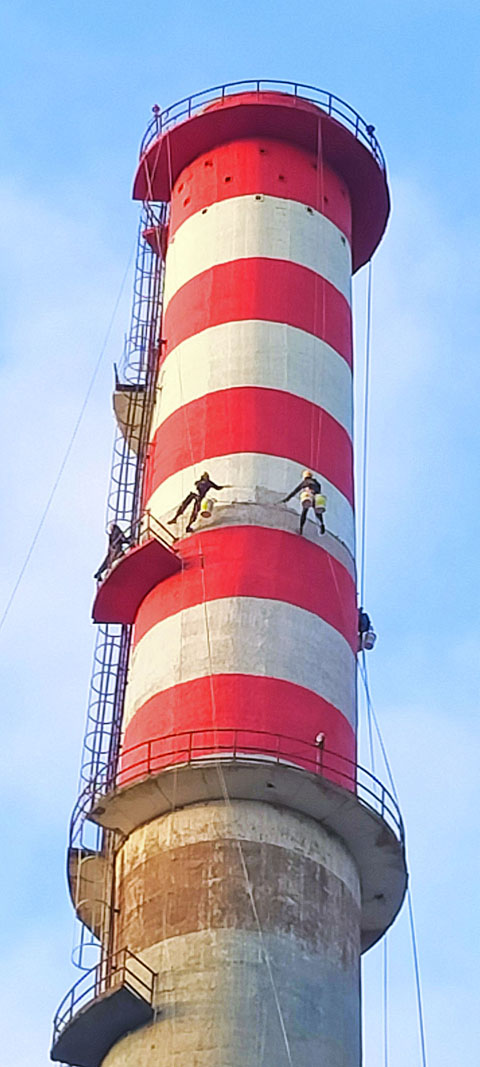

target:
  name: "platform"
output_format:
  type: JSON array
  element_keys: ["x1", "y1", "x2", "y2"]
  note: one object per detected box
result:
[
  {"x1": 92, "y1": 517, "x2": 181, "y2": 625},
  {"x1": 112, "y1": 379, "x2": 145, "y2": 453},
  {"x1": 86, "y1": 737, "x2": 408, "y2": 952},
  {"x1": 51, "y1": 949, "x2": 156, "y2": 1067},
  {"x1": 133, "y1": 82, "x2": 389, "y2": 271}
]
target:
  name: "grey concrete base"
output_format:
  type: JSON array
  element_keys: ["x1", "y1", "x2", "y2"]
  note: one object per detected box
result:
[
  {"x1": 101, "y1": 930, "x2": 360, "y2": 1067},
  {"x1": 89, "y1": 759, "x2": 407, "y2": 951}
]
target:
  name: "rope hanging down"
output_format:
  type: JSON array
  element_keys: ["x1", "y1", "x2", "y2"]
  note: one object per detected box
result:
[
  {"x1": 169, "y1": 329, "x2": 294, "y2": 1066},
  {"x1": 0, "y1": 242, "x2": 136, "y2": 639},
  {"x1": 359, "y1": 658, "x2": 428, "y2": 1067},
  {"x1": 359, "y1": 258, "x2": 373, "y2": 608}
]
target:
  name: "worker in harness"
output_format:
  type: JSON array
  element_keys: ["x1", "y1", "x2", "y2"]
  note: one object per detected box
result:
[
  {"x1": 281, "y1": 469, "x2": 326, "y2": 535},
  {"x1": 358, "y1": 608, "x2": 377, "y2": 651},
  {"x1": 94, "y1": 523, "x2": 131, "y2": 581},
  {"x1": 168, "y1": 472, "x2": 226, "y2": 533}
]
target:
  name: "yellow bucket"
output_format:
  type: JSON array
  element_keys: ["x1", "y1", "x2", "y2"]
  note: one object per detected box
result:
[
  {"x1": 200, "y1": 497, "x2": 214, "y2": 518},
  {"x1": 314, "y1": 493, "x2": 327, "y2": 513}
]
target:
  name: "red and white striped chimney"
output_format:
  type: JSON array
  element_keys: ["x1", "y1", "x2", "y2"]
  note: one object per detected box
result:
[{"x1": 56, "y1": 88, "x2": 406, "y2": 1067}]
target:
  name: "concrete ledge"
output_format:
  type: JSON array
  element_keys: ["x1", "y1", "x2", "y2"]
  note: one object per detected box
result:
[
  {"x1": 88, "y1": 759, "x2": 407, "y2": 952},
  {"x1": 51, "y1": 984, "x2": 153, "y2": 1067}
]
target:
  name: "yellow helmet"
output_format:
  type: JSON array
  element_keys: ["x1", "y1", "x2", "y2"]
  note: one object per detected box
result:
[
  {"x1": 303, "y1": 469, "x2": 313, "y2": 479},
  {"x1": 201, "y1": 471, "x2": 209, "y2": 479}
]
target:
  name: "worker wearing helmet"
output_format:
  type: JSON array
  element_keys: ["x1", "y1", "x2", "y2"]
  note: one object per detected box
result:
[
  {"x1": 168, "y1": 471, "x2": 225, "y2": 533},
  {"x1": 281, "y1": 469, "x2": 325, "y2": 535}
]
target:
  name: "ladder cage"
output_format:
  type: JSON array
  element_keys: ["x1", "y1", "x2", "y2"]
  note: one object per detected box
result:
[{"x1": 71, "y1": 200, "x2": 168, "y2": 970}]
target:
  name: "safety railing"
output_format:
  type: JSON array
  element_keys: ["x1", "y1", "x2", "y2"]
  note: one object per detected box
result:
[
  {"x1": 140, "y1": 80, "x2": 385, "y2": 172},
  {"x1": 89, "y1": 729, "x2": 404, "y2": 849},
  {"x1": 70, "y1": 201, "x2": 167, "y2": 970},
  {"x1": 52, "y1": 948, "x2": 156, "y2": 1046}
]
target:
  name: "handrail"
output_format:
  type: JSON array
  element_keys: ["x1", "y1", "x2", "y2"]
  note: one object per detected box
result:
[
  {"x1": 140, "y1": 79, "x2": 385, "y2": 173},
  {"x1": 132, "y1": 509, "x2": 177, "y2": 548},
  {"x1": 52, "y1": 947, "x2": 156, "y2": 1043},
  {"x1": 86, "y1": 729, "x2": 404, "y2": 848},
  {"x1": 93, "y1": 509, "x2": 177, "y2": 587}
]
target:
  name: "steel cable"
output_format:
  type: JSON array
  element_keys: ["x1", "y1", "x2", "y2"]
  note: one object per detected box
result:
[
  {"x1": 359, "y1": 658, "x2": 428, "y2": 1067},
  {"x1": 0, "y1": 240, "x2": 136, "y2": 638},
  {"x1": 173, "y1": 317, "x2": 294, "y2": 1066}
]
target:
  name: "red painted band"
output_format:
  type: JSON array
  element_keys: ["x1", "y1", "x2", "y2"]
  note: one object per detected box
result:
[
  {"x1": 169, "y1": 138, "x2": 352, "y2": 241},
  {"x1": 119, "y1": 673, "x2": 356, "y2": 789},
  {"x1": 144, "y1": 387, "x2": 353, "y2": 507},
  {"x1": 133, "y1": 526, "x2": 357, "y2": 652},
  {"x1": 163, "y1": 259, "x2": 353, "y2": 368}
]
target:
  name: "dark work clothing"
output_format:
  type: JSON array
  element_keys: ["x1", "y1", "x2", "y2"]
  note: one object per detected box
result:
[
  {"x1": 171, "y1": 477, "x2": 224, "y2": 530},
  {"x1": 195, "y1": 477, "x2": 223, "y2": 499},
  {"x1": 282, "y1": 476, "x2": 324, "y2": 534},
  {"x1": 283, "y1": 476, "x2": 322, "y2": 503},
  {"x1": 359, "y1": 611, "x2": 371, "y2": 634},
  {"x1": 94, "y1": 524, "x2": 130, "y2": 580}
]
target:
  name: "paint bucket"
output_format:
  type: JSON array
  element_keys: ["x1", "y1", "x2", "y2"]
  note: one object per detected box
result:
[
  {"x1": 314, "y1": 493, "x2": 327, "y2": 515},
  {"x1": 363, "y1": 629, "x2": 377, "y2": 650},
  {"x1": 200, "y1": 497, "x2": 214, "y2": 518}
]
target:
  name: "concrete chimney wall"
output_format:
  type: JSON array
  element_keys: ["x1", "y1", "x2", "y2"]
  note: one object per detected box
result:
[{"x1": 104, "y1": 801, "x2": 361, "y2": 1067}]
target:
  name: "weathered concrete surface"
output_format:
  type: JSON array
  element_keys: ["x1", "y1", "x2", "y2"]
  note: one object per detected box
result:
[
  {"x1": 102, "y1": 930, "x2": 360, "y2": 1067},
  {"x1": 89, "y1": 760, "x2": 407, "y2": 949},
  {"x1": 103, "y1": 801, "x2": 361, "y2": 1066},
  {"x1": 146, "y1": 452, "x2": 355, "y2": 555}
]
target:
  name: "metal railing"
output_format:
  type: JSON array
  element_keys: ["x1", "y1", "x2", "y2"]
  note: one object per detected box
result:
[
  {"x1": 140, "y1": 80, "x2": 385, "y2": 172},
  {"x1": 88, "y1": 729, "x2": 404, "y2": 849},
  {"x1": 52, "y1": 947, "x2": 156, "y2": 1046},
  {"x1": 71, "y1": 202, "x2": 167, "y2": 970},
  {"x1": 96, "y1": 510, "x2": 177, "y2": 580}
]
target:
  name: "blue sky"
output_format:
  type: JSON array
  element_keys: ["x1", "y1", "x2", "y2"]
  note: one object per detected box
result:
[{"x1": 0, "y1": 1, "x2": 479, "y2": 1063}]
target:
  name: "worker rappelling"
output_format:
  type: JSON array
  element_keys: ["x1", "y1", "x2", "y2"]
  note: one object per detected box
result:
[
  {"x1": 94, "y1": 523, "x2": 130, "y2": 581},
  {"x1": 281, "y1": 469, "x2": 327, "y2": 535},
  {"x1": 358, "y1": 607, "x2": 377, "y2": 651},
  {"x1": 168, "y1": 472, "x2": 226, "y2": 533}
]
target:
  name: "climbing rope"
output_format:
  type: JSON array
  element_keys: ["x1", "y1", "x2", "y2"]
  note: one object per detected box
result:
[
  {"x1": 356, "y1": 253, "x2": 428, "y2": 1067},
  {"x1": 0, "y1": 239, "x2": 136, "y2": 639},
  {"x1": 359, "y1": 259, "x2": 373, "y2": 609},
  {"x1": 383, "y1": 936, "x2": 389, "y2": 1067},
  {"x1": 169, "y1": 304, "x2": 294, "y2": 1066},
  {"x1": 359, "y1": 656, "x2": 429, "y2": 1067}
]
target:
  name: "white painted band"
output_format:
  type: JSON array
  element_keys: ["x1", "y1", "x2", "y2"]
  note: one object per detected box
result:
[
  {"x1": 123, "y1": 596, "x2": 356, "y2": 730},
  {"x1": 163, "y1": 194, "x2": 352, "y2": 309},
  {"x1": 145, "y1": 452, "x2": 355, "y2": 557},
  {"x1": 152, "y1": 321, "x2": 353, "y2": 438}
]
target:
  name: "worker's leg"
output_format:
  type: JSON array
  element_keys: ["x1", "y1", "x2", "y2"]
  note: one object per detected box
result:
[
  {"x1": 168, "y1": 492, "x2": 195, "y2": 523},
  {"x1": 186, "y1": 496, "x2": 201, "y2": 532},
  {"x1": 94, "y1": 555, "x2": 109, "y2": 580},
  {"x1": 318, "y1": 514, "x2": 325, "y2": 535},
  {"x1": 299, "y1": 504, "x2": 309, "y2": 534}
]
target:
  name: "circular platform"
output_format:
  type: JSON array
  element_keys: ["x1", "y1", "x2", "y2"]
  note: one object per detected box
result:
[
  {"x1": 88, "y1": 751, "x2": 407, "y2": 952},
  {"x1": 133, "y1": 82, "x2": 389, "y2": 271}
]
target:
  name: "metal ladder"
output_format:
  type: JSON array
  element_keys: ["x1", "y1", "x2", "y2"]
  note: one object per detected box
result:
[{"x1": 71, "y1": 201, "x2": 167, "y2": 971}]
